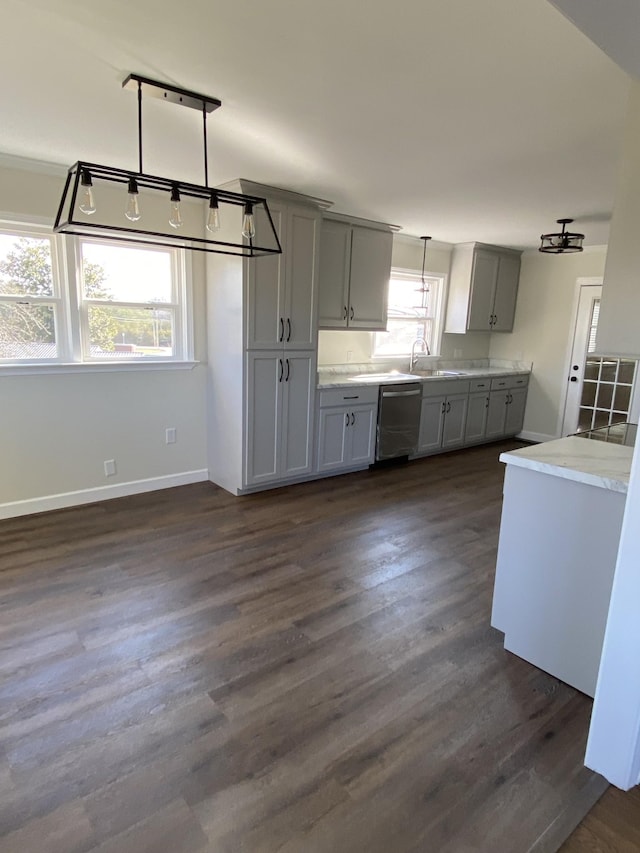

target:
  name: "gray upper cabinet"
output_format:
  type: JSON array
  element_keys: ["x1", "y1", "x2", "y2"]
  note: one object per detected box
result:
[
  {"x1": 318, "y1": 217, "x2": 393, "y2": 331},
  {"x1": 445, "y1": 243, "x2": 521, "y2": 333}
]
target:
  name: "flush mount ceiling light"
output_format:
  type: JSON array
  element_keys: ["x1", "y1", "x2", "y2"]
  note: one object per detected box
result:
[
  {"x1": 54, "y1": 74, "x2": 282, "y2": 257},
  {"x1": 539, "y1": 218, "x2": 584, "y2": 254}
]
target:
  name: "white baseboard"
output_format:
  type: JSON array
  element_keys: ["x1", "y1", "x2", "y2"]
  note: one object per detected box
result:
[
  {"x1": 517, "y1": 430, "x2": 557, "y2": 444},
  {"x1": 0, "y1": 469, "x2": 209, "y2": 520}
]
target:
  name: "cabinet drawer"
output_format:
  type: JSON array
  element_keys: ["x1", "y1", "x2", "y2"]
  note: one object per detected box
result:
[
  {"x1": 469, "y1": 377, "x2": 491, "y2": 392},
  {"x1": 319, "y1": 385, "x2": 379, "y2": 408},
  {"x1": 422, "y1": 379, "x2": 470, "y2": 398},
  {"x1": 490, "y1": 374, "x2": 530, "y2": 391}
]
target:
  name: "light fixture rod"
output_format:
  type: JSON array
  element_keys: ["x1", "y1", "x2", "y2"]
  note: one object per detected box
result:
[
  {"x1": 137, "y1": 79, "x2": 143, "y2": 175},
  {"x1": 203, "y1": 103, "x2": 209, "y2": 188}
]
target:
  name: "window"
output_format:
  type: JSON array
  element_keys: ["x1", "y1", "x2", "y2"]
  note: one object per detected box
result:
[
  {"x1": 0, "y1": 221, "x2": 191, "y2": 367},
  {"x1": 0, "y1": 228, "x2": 64, "y2": 361},
  {"x1": 373, "y1": 269, "x2": 444, "y2": 358}
]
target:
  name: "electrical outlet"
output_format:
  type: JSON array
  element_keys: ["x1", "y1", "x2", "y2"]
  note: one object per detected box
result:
[
  {"x1": 166, "y1": 427, "x2": 177, "y2": 444},
  {"x1": 347, "y1": 350, "x2": 353, "y2": 362},
  {"x1": 104, "y1": 459, "x2": 116, "y2": 477}
]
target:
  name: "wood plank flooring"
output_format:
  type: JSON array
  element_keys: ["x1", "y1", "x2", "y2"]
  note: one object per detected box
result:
[
  {"x1": 0, "y1": 442, "x2": 603, "y2": 852},
  {"x1": 560, "y1": 785, "x2": 640, "y2": 852}
]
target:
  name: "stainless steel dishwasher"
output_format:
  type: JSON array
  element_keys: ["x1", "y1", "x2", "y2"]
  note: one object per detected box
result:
[{"x1": 376, "y1": 382, "x2": 422, "y2": 461}]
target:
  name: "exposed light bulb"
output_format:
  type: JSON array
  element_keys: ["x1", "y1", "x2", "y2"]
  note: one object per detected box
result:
[
  {"x1": 206, "y1": 192, "x2": 221, "y2": 233},
  {"x1": 125, "y1": 177, "x2": 141, "y2": 222},
  {"x1": 169, "y1": 184, "x2": 182, "y2": 229},
  {"x1": 242, "y1": 202, "x2": 255, "y2": 240},
  {"x1": 78, "y1": 169, "x2": 96, "y2": 215}
]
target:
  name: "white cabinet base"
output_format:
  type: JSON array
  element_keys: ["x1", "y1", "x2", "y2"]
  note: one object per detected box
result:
[{"x1": 492, "y1": 464, "x2": 625, "y2": 697}]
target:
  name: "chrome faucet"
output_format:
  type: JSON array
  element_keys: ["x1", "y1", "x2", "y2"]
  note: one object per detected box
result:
[{"x1": 410, "y1": 337, "x2": 430, "y2": 370}]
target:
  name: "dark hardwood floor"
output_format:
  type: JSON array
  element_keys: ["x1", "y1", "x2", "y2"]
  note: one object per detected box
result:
[{"x1": 0, "y1": 442, "x2": 605, "y2": 852}]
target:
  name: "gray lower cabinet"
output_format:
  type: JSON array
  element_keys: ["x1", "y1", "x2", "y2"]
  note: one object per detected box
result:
[
  {"x1": 245, "y1": 351, "x2": 316, "y2": 486},
  {"x1": 465, "y1": 391, "x2": 490, "y2": 444},
  {"x1": 486, "y1": 376, "x2": 529, "y2": 440},
  {"x1": 317, "y1": 386, "x2": 378, "y2": 473},
  {"x1": 417, "y1": 381, "x2": 470, "y2": 455}
]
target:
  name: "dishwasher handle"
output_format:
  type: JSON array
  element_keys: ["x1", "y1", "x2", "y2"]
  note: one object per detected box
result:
[{"x1": 380, "y1": 389, "x2": 421, "y2": 398}]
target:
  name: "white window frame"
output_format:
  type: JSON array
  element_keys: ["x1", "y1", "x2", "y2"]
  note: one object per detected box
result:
[
  {"x1": 0, "y1": 220, "x2": 71, "y2": 364},
  {"x1": 72, "y1": 237, "x2": 190, "y2": 363},
  {"x1": 0, "y1": 216, "x2": 194, "y2": 372},
  {"x1": 372, "y1": 267, "x2": 446, "y2": 360}
]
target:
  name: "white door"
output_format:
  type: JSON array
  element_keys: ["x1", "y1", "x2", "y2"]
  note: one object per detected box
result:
[
  {"x1": 280, "y1": 352, "x2": 315, "y2": 478},
  {"x1": 317, "y1": 407, "x2": 349, "y2": 472},
  {"x1": 465, "y1": 391, "x2": 489, "y2": 444},
  {"x1": 318, "y1": 219, "x2": 351, "y2": 328},
  {"x1": 561, "y1": 284, "x2": 603, "y2": 435},
  {"x1": 246, "y1": 201, "x2": 286, "y2": 350},
  {"x1": 492, "y1": 253, "x2": 520, "y2": 332},
  {"x1": 347, "y1": 226, "x2": 392, "y2": 329},
  {"x1": 486, "y1": 390, "x2": 509, "y2": 439},
  {"x1": 417, "y1": 395, "x2": 445, "y2": 454},
  {"x1": 245, "y1": 352, "x2": 282, "y2": 485},
  {"x1": 467, "y1": 250, "x2": 499, "y2": 331},
  {"x1": 283, "y1": 205, "x2": 320, "y2": 350},
  {"x1": 505, "y1": 387, "x2": 527, "y2": 435},
  {"x1": 442, "y1": 394, "x2": 468, "y2": 449},
  {"x1": 349, "y1": 404, "x2": 377, "y2": 466}
]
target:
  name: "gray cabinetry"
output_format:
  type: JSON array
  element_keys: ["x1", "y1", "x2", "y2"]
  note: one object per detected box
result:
[
  {"x1": 318, "y1": 217, "x2": 393, "y2": 331},
  {"x1": 317, "y1": 386, "x2": 377, "y2": 473},
  {"x1": 486, "y1": 375, "x2": 529, "y2": 440},
  {"x1": 445, "y1": 243, "x2": 521, "y2": 333},
  {"x1": 417, "y1": 380, "x2": 470, "y2": 456}
]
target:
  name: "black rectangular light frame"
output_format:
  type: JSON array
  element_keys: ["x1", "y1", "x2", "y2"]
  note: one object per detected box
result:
[{"x1": 54, "y1": 161, "x2": 283, "y2": 257}]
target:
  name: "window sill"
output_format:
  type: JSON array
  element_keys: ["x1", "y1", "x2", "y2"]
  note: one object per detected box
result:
[{"x1": 0, "y1": 360, "x2": 200, "y2": 376}]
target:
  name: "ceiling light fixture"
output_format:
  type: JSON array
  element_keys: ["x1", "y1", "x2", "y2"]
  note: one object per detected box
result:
[
  {"x1": 54, "y1": 74, "x2": 282, "y2": 257},
  {"x1": 539, "y1": 218, "x2": 584, "y2": 254},
  {"x1": 419, "y1": 235, "x2": 432, "y2": 291}
]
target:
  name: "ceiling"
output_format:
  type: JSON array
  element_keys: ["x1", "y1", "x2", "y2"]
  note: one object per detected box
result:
[{"x1": 0, "y1": 0, "x2": 631, "y2": 249}]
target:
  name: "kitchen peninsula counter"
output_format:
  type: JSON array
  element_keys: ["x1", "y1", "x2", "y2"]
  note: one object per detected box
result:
[{"x1": 492, "y1": 435, "x2": 633, "y2": 697}]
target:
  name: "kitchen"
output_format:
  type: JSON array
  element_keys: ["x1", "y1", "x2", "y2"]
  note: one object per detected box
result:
[{"x1": 2, "y1": 0, "x2": 640, "y2": 850}]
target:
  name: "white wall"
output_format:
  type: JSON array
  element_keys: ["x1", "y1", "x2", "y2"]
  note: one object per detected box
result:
[
  {"x1": 597, "y1": 81, "x2": 640, "y2": 358},
  {"x1": 0, "y1": 159, "x2": 208, "y2": 515},
  {"x1": 318, "y1": 234, "x2": 491, "y2": 366},
  {"x1": 489, "y1": 247, "x2": 607, "y2": 440}
]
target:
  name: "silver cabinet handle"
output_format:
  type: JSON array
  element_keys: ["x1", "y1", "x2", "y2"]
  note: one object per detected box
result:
[{"x1": 286, "y1": 318, "x2": 291, "y2": 342}]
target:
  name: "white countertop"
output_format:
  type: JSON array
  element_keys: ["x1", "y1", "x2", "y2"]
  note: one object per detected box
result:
[
  {"x1": 500, "y1": 436, "x2": 634, "y2": 493},
  {"x1": 317, "y1": 365, "x2": 530, "y2": 389}
]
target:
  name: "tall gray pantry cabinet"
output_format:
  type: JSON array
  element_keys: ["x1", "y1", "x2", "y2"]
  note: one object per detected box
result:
[{"x1": 206, "y1": 182, "x2": 324, "y2": 495}]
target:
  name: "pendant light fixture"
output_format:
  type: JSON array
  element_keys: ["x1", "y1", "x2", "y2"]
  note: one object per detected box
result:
[
  {"x1": 54, "y1": 74, "x2": 282, "y2": 257},
  {"x1": 539, "y1": 218, "x2": 584, "y2": 254},
  {"x1": 418, "y1": 235, "x2": 432, "y2": 292}
]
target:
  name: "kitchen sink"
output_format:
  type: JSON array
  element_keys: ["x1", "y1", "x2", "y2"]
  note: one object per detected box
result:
[
  {"x1": 348, "y1": 371, "x2": 418, "y2": 382},
  {"x1": 410, "y1": 369, "x2": 468, "y2": 377}
]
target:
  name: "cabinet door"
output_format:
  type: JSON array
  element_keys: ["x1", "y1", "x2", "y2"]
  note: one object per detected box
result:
[
  {"x1": 349, "y1": 404, "x2": 377, "y2": 466},
  {"x1": 467, "y1": 250, "x2": 499, "y2": 331},
  {"x1": 442, "y1": 394, "x2": 468, "y2": 449},
  {"x1": 245, "y1": 352, "x2": 282, "y2": 485},
  {"x1": 486, "y1": 390, "x2": 509, "y2": 439},
  {"x1": 417, "y1": 395, "x2": 445, "y2": 454},
  {"x1": 492, "y1": 253, "x2": 521, "y2": 332},
  {"x1": 317, "y1": 408, "x2": 349, "y2": 472},
  {"x1": 280, "y1": 352, "x2": 315, "y2": 479},
  {"x1": 284, "y1": 205, "x2": 320, "y2": 349},
  {"x1": 318, "y1": 219, "x2": 351, "y2": 328},
  {"x1": 504, "y1": 387, "x2": 527, "y2": 435},
  {"x1": 347, "y1": 226, "x2": 392, "y2": 330},
  {"x1": 465, "y1": 392, "x2": 489, "y2": 444},
  {"x1": 246, "y1": 201, "x2": 286, "y2": 350}
]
